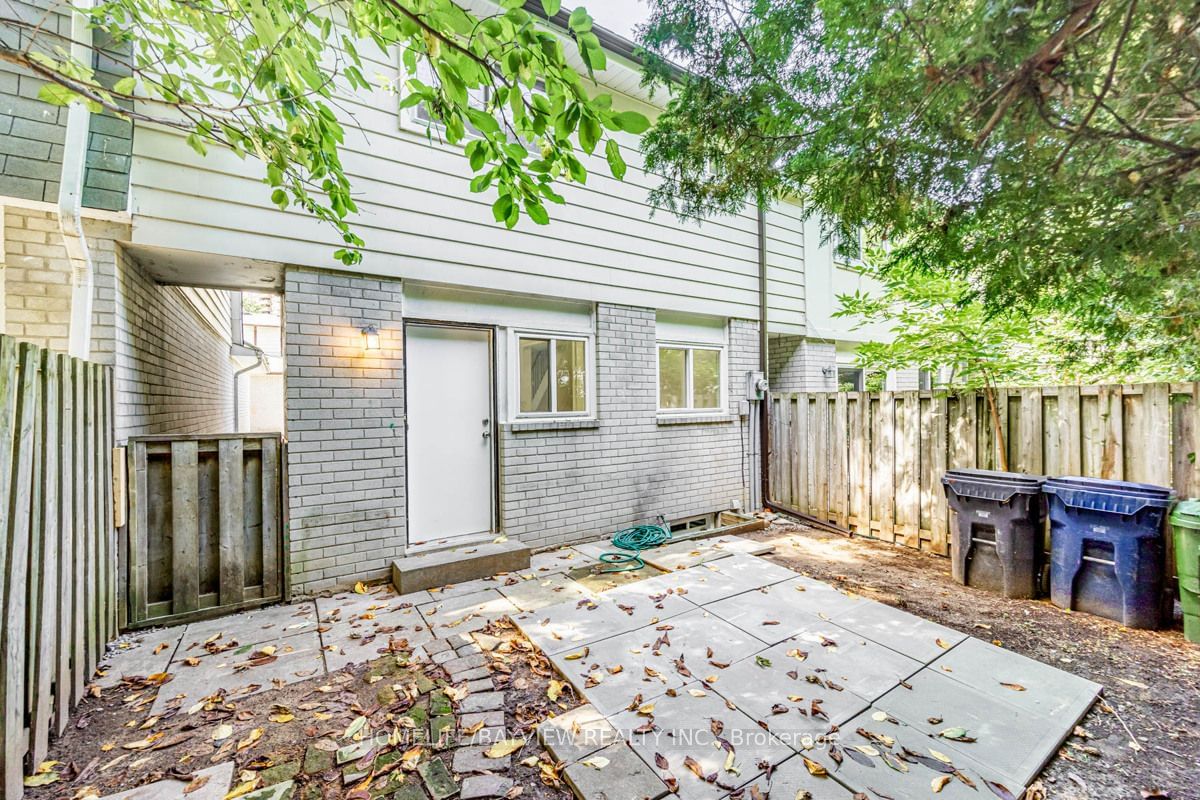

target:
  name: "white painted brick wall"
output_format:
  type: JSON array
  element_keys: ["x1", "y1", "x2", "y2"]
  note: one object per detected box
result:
[
  {"x1": 284, "y1": 267, "x2": 405, "y2": 593},
  {"x1": 498, "y1": 305, "x2": 758, "y2": 551},
  {"x1": 1, "y1": 205, "x2": 236, "y2": 440},
  {"x1": 93, "y1": 245, "x2": 236, "y2": 440},
  {"x1": 768, "y1": 334, "x2": 837, "y2": 392}
]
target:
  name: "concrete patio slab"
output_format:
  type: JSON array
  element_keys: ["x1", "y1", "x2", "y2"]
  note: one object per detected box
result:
[
  {"x1": 569, "y1": 563, "x2": 668, "y2": 593},
  {"x1": 610, "y1": 681, "x2": 793, "y2": 800},
  {"x1": 562, "y1": 742, "x2": 670, "y2": 800},
  {"x1": 703, "y1": 578, "x2": 852, "y2": 645},
  {"x1": 418, "y1": 589, "x2": 519, "y2": 637},
  {"x1": 638, "y1": 542, "x2": 734, "y2": 572},
  {"x1": 874, "y1": 666, "x2": 1076, "y2": 788},
  {"x1": 770, "y1": 619, "x2": 923, "y2": 702},
  {"x1": 98, "y1": 762, "x2": 234, "y2": 800},
  {"x1": 547, "y1": 609, "x2": 764, "y2": 716},
  {"x1": 928, "y1": 637, "x2": 1102, "y2": 725},
  {"x1": 566, "y1": 541, "x2": 614, "y2": 563},
  {"x1": 529, "y1": 547, "x2": 589, "y2": 573},
  {"x1": 516, "y1": 600, "x2": 641, "y2": 657},
  {"x1": 424, "y1": 577, "x2": 505, "y2": 601},
  {"x1": 315, "y1": 587, "x2": 432, "y2": 620},
  {"x1": 829, "y1": 601, "x2": 967, "y2": 663},
  {"x1": 514, "y1": 588, "x2": 693, "y2": 657},
  {"x1": 177, "y1": 601, "x2": 318, "y2": 653},
  {"x1": 150, "y1": 630, "x2": 325, "y2": 715},
  {"x1": 537, "y1": 704, "x2": 623, "y2": 764},
  {"x1": 808, "y1": 707, "x2": 1019, "y2": 799},
  {"x1": 97, "y1": 626, "x2": 185, "y2": 688},
  {"x1": 496, "y1": 572, "x2": 594, "y2": 611},
  {"x1": 708, "y1": 638, "x2": 870, "y2": 747},
  {"x1": 707, "y1": 620, "x2": 921, "y2": 742},
  {"x1": 735, "y1": 752, "x2": 856, "y2": 800}
]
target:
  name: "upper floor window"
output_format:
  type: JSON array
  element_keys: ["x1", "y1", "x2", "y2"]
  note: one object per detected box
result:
[
  {"x1": 405, "y1": 59, "x2": 544, "y2": 140},
  {"x1": 516, "y1": 333, "x2": 590, "y2": 416},
  {"x1": 658, "y1": 344, "x2": 723, "y2": 412}
]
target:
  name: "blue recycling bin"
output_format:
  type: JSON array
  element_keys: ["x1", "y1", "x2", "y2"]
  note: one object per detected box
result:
[{"x1": 1044, "y1": 477, "x2": 1174, "y2": 628}]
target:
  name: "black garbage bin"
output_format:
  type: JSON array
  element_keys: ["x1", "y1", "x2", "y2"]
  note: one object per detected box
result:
[{"x1": 942, "y1": 469, "x2": 1046, "y2": 598}]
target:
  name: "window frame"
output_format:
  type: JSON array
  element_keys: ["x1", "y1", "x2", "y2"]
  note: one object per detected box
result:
[
  {"x1": 655, "y1": 340, "x2": 727, "y2": 414},
  {"x1": 510, "y1": 330, "x2": 595, "y2": 420},
  {"x1": 398, "y1": 56, "x2": 547, "y2": 143},
  {"x1": 837, "y1": 366, "x2": 865, "y2": 392}
]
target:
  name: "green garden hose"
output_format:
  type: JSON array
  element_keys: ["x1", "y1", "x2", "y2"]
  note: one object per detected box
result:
[{"x1": 598, "y1": 520, "x2": 672, "y2": 572}]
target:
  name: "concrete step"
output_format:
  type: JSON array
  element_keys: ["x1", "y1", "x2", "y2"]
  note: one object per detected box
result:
[{"x1": 391, "y1": 539, "x2": 531, "y2": 594}]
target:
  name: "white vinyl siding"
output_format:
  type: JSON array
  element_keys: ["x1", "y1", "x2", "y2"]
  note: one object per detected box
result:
[{"x1": 127, "y1": 25, "x2": 808, "y2": 329}]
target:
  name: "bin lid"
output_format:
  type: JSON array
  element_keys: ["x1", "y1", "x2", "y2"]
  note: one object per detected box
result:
[
  {"x1": 1170, "y1": 499, "x2": 1200, "y2": 529},
  {"x1": 942, "y1": 469, "x2": 1043, "y2": 502},
  {"x1": 1044, "y1": 476, "x2": 1174, "y2": 516}
]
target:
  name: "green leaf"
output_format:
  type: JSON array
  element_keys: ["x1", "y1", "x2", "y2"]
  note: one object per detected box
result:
[
  {"x1": 112, "y1": 76, "x2": 136, "y2": 95},
  {"x1": 579, "y1": 114, "x2": 601, "y2": 154},
  {"x1": 567, "y1": 7, "x2": 592, "y2": 32},
  {"x1": 605, "y1": 138, "x2": 626, "y2": 180},
  {"x1": 540, "y1": 0, "x2": 561, "y2": 15},
  {"x1": 612, "y1": 111, "x2": 650, "y2": 135},
  {"x1": 492, "y1": 194, "x2": 513, "y2": 224},
  {"x1": 37, "y1": 83, "x2": 77, "y2": 106},
  {"x1": 525, "y1": 200, "x2": 550, "y2": 225}
]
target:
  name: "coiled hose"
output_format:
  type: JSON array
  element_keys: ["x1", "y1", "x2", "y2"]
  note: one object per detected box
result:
[{"x1": 598, "y1": 520, "x2": 672, "y2": 572}]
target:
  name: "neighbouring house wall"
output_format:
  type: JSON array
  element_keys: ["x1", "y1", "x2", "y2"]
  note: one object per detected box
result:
[
  {"x1": 93, "y1": 247, "x2": 237, "y2": 440},
  {"x1": 284, "y1": 267, "x2": 406, "y2": 593},
  {"x1": 498, "y1": 305, "x2": 757, "y2": 551},
  {"x1": 1, "y1": 0, "x2": 132, "y2": 209},
  {"x1": 768, "y1": 334, "x2": 837, "y2": 393},
  {"x1": 887, "y1": 368, "x2": 923, "y2": 392},
  {"x1": 247, "y1": 372, "x2": 285, "y2": 432},
  {"x1": 0, "y1": 200, "x2": 237, "y2": 438},
  {"x1": 1, "y1": 204, "x2": 74, "y2": 349},
  {"x1": 0, "y1": 0, "x2": 68, "y2": 204}
]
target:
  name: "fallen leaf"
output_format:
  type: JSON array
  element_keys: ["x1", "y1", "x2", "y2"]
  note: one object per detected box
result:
[
  {"x1": 802, "y1": 756, "x2": 827, "y2": 777},
  {"x1": 939, "y1": 727, "x2": 976, "y2": 743},
  {"x1": 1000, "y1": 682, "x2": 1026, "y2": 692},
  {"x1": 183, "y1": 775, "x2": 211, "y2": 795},
  {"x1": 236, "y1": 728, "x2": 263, "y2": 751},
  {"x1": 354, "y1": 581, "x2": 369, "y2": 594},
  {"x1": 932, "y1": 775, "x2": 952, "y2": 793},
  {"x1": 580, "y1": 756, "x2": 610, "y2": 769},
  {"x1": 486, "y1": 739, "x2": 526, "y2": 758}
]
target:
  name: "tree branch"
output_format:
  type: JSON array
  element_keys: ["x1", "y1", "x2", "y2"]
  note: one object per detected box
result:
[{"x1": 974, "y1": 0, "x2": 1106, "y2": 148}]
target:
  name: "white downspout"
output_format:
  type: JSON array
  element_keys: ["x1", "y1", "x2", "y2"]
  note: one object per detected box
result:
[{"x1": 61, "y1": 0, "x2": 96, "y2": 359}]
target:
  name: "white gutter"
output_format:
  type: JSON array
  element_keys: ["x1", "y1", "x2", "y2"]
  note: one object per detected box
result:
[{"x1": 61, "y1": 0, "x2": 96, "y2": 359}]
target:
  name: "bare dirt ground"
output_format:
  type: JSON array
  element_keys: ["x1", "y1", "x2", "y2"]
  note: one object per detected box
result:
[{"x1": 749, "y1": 518, "x2": 1200, "y2": 800}]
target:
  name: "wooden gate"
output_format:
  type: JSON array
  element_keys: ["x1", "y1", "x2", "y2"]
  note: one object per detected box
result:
[{"x1": 125, "y1": 433, "x2": 286, "y2": 628}]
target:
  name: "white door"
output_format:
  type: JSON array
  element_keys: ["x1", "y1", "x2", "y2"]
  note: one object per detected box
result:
[{"x1": 406, "y1": 324, "x2": 495, "y2": 544}]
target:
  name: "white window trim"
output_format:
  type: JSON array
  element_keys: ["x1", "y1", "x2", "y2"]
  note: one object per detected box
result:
[
  {"x1": 509, "y1": 329, "x2": 596, "y2": 421},
  {"x1": 656, "y1": 340, "x2": 728, "y2": 414}
]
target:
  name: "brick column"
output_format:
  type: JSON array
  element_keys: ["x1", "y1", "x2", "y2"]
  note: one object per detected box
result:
[{"x1": 284, "y1": 267, "x2": 405, "y2": 593}]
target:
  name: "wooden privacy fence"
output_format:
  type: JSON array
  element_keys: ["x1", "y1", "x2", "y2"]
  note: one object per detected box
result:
[
  {"x1": 0, "y1": 335, "x2": 115, "y2": 798},
  {"x1": 768, "y1": 384, "x2": 1200, "y2": 556},
  {"x1": 125, "y1": 433, "x2": 285, "y2": 629}
]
